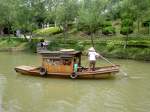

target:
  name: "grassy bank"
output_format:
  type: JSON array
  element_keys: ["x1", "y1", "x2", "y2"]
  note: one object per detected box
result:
[
  {"x1": 0, "y1": 36, "x2": 45, "y2": 52},
  {"x1": 0, "y1": 37, "x2": 28, "y2": 51},
  {"x1": 44, "y1": 35, "x2": 150, "y2": 61},
  {"x1": 47, "y1": 42, "x2": 150, "y2": 61},
  {"x1": 0, "y1": 35, "x2": 150, "y2": 61}
]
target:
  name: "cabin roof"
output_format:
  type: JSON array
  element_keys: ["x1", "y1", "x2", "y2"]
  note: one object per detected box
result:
[{"x1": 38, "y1": 50, "x2": 82, "y2": 58}]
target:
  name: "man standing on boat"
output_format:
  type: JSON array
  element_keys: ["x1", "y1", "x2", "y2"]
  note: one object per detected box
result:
[{"x1": 88, "y1": 47, "x2": 100, "y2": 71}]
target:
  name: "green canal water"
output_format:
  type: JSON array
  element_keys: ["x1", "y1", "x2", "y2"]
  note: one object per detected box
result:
[{"x1": 0, "y1": 52, "x2": 150, "y2": 112}]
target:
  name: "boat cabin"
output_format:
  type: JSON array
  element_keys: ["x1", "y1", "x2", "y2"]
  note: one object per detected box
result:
[{"x1": 39, "y1": 50, "x2": 82, "y2": 74}]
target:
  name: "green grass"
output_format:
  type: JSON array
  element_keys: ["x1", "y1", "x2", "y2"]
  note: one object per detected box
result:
[
  {"x1": 33, "y1": 27, "x2": 62, "y2": 36},
  {"x1": 0, "y1": 37, "x2": 28, "y2": 51},
  {"x1": 43, "y1": 34, "x2": 150, "y2": 61},
  {"x1": 0, "y1": 32, "x2": 150, "y2": 61}
]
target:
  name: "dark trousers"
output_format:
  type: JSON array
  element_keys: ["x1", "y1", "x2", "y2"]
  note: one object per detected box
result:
[{"x1": 89, "y1": 60, "x2": 96, "y2": 71}]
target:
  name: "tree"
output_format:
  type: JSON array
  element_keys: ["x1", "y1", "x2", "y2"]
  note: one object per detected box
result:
[
  {"x1": 12, "y1": 0, "x2": 36, "y2": 40},
  {"x1": 130, "y1": 0, "x2": 150, "y2": 33},
  {"x1": 118, "y1": 0, "x2": 150, "y2": 34},
  {"x1": 0, "y1": 0, "x2": 17, "y2": 36},
  {"x1": 44, "y1": 0, "x2": 61, "y2": 25},
  {"x1": 31, "y1": 0, "x2": 47, "y2": 28},
  {"x1": 0, "y1": 0, "x2": 6, "y2": 35},
  {"x1": 77, "y1": 0, "x2": 107, "y2": 47},
  {"x1": 120, "y1": 18, "x2": 134, "y2": 48},
  {"x1": 103, "y1": 0, "x2": 122, "y2": 20},
  {"x1": 54, "y1": 0, "x2": 79, "y2": 42}
]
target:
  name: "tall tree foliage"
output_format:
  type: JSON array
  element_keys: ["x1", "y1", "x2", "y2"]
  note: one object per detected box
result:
[
  {"x1": 0, "y1": 0, "x2": 17, "y2": 35},
  {"x1": 55, "y1": 0, "x2": 79, "y2": 41},
  {"x1": 119, "y1": 0, "x2": 134, "y2": 48},
  {"x1": 1, "y1": 0, "x2": 150, "y2": 39},
  {"x1": 78, "y1": 0, "x2": 107, "y2": 47},
  {"x1": 130, "y1": 0, "x2": 150, "y2": 33},
  {"x1": 13, "y1": 0, "x2": 37, "y2": 39}
]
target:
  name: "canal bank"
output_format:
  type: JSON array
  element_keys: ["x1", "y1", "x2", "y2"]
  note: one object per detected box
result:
[{"x1": 0, "y1": 36, "x2": 150, "y2": 61}]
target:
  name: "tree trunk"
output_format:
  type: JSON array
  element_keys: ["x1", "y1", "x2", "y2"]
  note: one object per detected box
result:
[
  {"x1": 55, "y1": 21, "x2": 57, "y2": 27},
  {"x1": 0, "y1": 27, "x2": 4, "y2": 35},
  {"x1": 63, "y1": 27, "x2": 66, "y2": 44},
  {"x1": 8, "y1": 26, "x2": 11, "y2": 42},
  {"x1": 124, "y1": 34, "x2": 128, "y2": 49},
  {"x1": 23, "y1": 34, "x2": 28, "y2": 41},
  {"x1": 63, "y1": 22, "x2": 68, "y2": 44},
  {"x1": 90, "y1": 33, "x2": 94, "y2": 47},
  {"x1": 137, "y1": 18, "x2": 140, "y2": 34},
  {"x1": 29, "y1": 32, "x2": 33, "y2": 42},
  {"x1": 149, "y1": 22, "x2": 150, "y2": 35}
]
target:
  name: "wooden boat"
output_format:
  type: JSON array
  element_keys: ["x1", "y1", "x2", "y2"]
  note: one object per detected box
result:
[{"x1": 15, "y1": 50, "x2": 120, "y2": 79}]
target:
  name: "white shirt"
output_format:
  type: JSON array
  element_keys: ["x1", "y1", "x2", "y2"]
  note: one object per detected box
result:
[{"x1": 88, "y1": 51, "x2": 99, "y2": 61}]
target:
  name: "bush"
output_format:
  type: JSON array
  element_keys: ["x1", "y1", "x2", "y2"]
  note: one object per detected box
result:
[
  {"x1": 28, "y1": 38, "x2": 45, "y2": 52},
  {"x1": 142, "y1": 20, "x2": 150, "y2": 27},
  {"x1": 75, "y1": 42, "x2": 85, "y2": 51},
  {"x1": 127, "y1": 40, "x2": 150, "y2": 48},
  {"x1": 120, "y1": 26, "x2": 133, "y2": 35},
  {"x1": 106, "y1": 41, "x2": 117, "y2": 51},
  {"x1": 102, "y1": 21, "x2": 112, "y2": 27},
  {"x1": 77, "y1": 23, "x2": 90, "y2": 33},
  {"x1": 120, "y1": 18, "x2": 134, "y2": 36},
  {"x1": 31, "y1": 38, "x2": 44, "y2": 43},
  {"x1": 102, "y1": 26, "x2": 116, "y2": 35},
  {"x1": 127, "y1": 48, "x2": 150, "y2": 61},
  {"x1": 47, "y1": 41, "x2": 60, "y2": 51},
  {"x1": 121, "y1": 19, "x2": 133, "y2": 27},
  {"x1": 33, "y1": 27, "x2": 62, "y2": 36},
  {"x1": 107, "y1": 48, "x2": 127, "y2": 59}
]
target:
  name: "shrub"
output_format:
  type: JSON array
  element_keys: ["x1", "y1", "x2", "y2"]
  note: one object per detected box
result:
[
  {"x1": 127, "y1": 40, "x2": 150, "y2": 48},
  {"x1": 109, "y1": 48, "x2": 127, "y2": 59},
  {"x1": 31, "y1": 38, "x2": 44, "y2": 43},
  {"x1": 102, "y1": 21, "x2": 112, "y2": 27},
  {"x1": 27, "y1": 38, "x2": 45, "y2": 52},
  {"x1": 106, "y1": 41, "x2": 116, "y2": 51},
  {"x1": 121, "y1": 19, "x2": 133, "y2": 27},
  {"x1": 47, "y1": 41, "x2": 60, "y2": 51},
  {"x1": 120, "y1": 18, "x2": 134, "y2": 36},
  {"x1": 142, "y1": 20, "x2": 150, "y2": 27},
  {"x1": 128, "y1": 48, "x2": 150, "y2": 61},
  {"x1": 33, "y1": 27, "x2": 62, "y2": 36},
  {"x1": 75, "y1": 42, "x2": 85, "y2": 51},
  {"x1": 120, "y1": 26, "x2": 133, "y2": 35},
  {"x1": 102, "y1": 26, "x2": 116, "y2": 35}
]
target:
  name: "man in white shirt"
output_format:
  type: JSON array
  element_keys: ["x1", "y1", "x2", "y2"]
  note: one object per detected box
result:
[{"x1": 88, "y1": 47, "x2": 100, "y2": 71}]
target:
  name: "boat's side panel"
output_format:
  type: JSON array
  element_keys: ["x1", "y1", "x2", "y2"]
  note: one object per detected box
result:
[
  {"x1": 15, "y1": 65, "x2": 119, "y2": 79},
  {"x1": 15, "y1": 68, "x2": 39, "y2": 76},
  {"x1": 42, "y1": 59, "x2": 73, "y2": 73},
  {"x1": 43, "y1": 63, "x2": 73, "y2": 73},
  {"x1": 78, "y1": 73, "x2": 114, "y2": 79}
]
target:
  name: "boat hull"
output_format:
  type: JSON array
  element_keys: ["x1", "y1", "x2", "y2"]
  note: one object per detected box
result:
[{"x1": 15, "y1": 65, "x2": 119, "y2": 79}]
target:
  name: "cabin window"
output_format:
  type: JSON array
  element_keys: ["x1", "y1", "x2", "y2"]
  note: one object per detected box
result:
[
  {"x1": 44, "y1": 58, "x2": 61, "y2": 65},
  {"x1": 54, "y1": 60, "x2": 60, "y2": 65},
  {"x1": 47, "y1": 59, "x2": 53, "y2": 64},
  {"x1": 62, "y1": 59, "x2": 72, "y2": 65}
]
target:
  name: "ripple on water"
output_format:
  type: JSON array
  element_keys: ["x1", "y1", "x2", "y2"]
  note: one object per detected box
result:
[
  {"x1": 0, "y1": 74, "x2": 6, "y2": 79},
  {"x1": 101, "y1": 88, "x2": 128, "y2": 112},
  {"x1": 0, "y1": 53, "x2": 150, "y2": 112}
]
